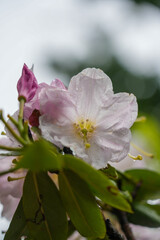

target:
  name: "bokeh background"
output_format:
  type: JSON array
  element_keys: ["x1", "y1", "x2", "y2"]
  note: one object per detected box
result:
[{"x1": 0, "y1": 0, "x2": 160, "y2": 239}]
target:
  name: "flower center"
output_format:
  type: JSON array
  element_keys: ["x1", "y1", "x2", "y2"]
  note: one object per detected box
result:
[{"x1": 74, "y1": 119, "x2": 95, "y2": 148}]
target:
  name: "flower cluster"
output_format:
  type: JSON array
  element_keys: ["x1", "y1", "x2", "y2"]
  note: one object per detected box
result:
[{"x1": 0, "y1": 64, "x2": 137, "y2": 220}]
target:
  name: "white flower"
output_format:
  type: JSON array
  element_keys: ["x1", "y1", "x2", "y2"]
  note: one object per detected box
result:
[{"x1": 39, "y1": 68, "x2": 138, "y2": 168}]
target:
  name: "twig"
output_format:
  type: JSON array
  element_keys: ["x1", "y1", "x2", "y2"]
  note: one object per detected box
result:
[
  {"x1": 105, "y1": 219, "x2": 124, "y2": 240},
  {"x1": 114, "y1": 210, "x2": 136, "y2": 240}
]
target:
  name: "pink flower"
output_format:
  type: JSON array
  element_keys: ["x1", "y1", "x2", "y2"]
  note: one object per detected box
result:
[
  {"x1": 0, "y1": 77, "x2": 66, "y2": 220},
  {"x1": 0, "y1": 137, "x2": 25, "y2": 220},
  {"x1": 17, "y1": 64, "x2": 38, "y2": 102},
  {"x1": 39, "y1": 68, "x2": 138, "y2": 168},
  {"x1": 24, "y1": 79, "x2": 66, "y2": 126}
]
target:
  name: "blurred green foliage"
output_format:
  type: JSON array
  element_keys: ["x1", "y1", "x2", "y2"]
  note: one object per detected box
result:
[
  {"x1": 132, "y1": 0, "x2": 160, "y2": 7},
  {"x1": 48, "y1": 34, "x2": 160, "y2": 120},
  {"x1": 121, "y1": 169, "x2": 160, "y2": 227},
  {"x1": 85, "y1": 0, "x2": 160, "y2": 8}
]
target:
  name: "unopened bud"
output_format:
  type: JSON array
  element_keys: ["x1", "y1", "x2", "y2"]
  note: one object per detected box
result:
[{"x1": 17, "y1": 64, "x2": 38, "y2": 102}]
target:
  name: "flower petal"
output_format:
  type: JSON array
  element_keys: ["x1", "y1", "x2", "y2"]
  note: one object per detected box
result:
[
  {"x1": 39, "y1": 88, "x2": 77, "y2": 123},
  {"x1": 96, "y1": 93, "x2": 137, "y2": 131},
  {"x1": 68, "y1": 68, "x2": 113, "y2": 120},
  {"x1": 50, "y1": 79, "x2": 66, "y2": 90},
  {"x1": 0, "y1": 156, "x2": 24, "y2": 199},
  {"x1": 39, "y1": 88, "x2": 78, "y2": 148},
  {"x1": 1, "y1": 195, "x2": 20, "y2": 220},
  {"x1": 84, "y1": 141, "x2": 112, "y2": 169},
  {"x1": 95, "y1": 128, "x2": 131, "y2": 163}
]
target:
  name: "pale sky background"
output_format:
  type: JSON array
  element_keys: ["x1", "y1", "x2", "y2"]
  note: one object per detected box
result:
[{"x1": 0, "y1": 0, "x2": 160, "y2": 239}]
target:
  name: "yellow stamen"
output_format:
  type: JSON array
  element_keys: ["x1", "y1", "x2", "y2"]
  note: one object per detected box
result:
[
  {"x1": 12, "y1": 159, "x2": 18, "y2": 164},
  {"x1": 8, "y1": 176, "x2": 25, "y2": 182},
  {"x1": 135, "y1": 116, "x2": 146, "y2": 123},
  {"x1": 74, "y1": 118, "x2": 95, "y2": 148},
  {"x1": 128, "y1": 153, "x2": 143, "y2": 160},
  {"x1": 131, "y1": 142, "x2": 154, "y2": 158},
  {"x1": 85, "y1": 143, "x2": 91, "y2": 149},
  {"x1": 1, "y1": 131, "x2": 6, "y2": 135}
]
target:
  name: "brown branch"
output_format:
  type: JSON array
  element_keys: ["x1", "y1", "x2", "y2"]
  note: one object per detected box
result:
[
  {"x1": 114, "y1": 210, "x2": 136, "y2": 240},
  {"x1": 105, "y1": 219, "x2": 125, "y2": 240}
]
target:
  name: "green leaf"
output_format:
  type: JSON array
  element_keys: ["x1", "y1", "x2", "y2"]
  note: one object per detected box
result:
[
  {"x1": 120, "y1": 169, "x2": 160, "y2": 227},
  {"x1": 4, "y1": 198, "x2": 29, "y2": 240},
  {"x1": 17, "y1": 139, "x2": 61, "y2": 172},
  {"x1": 23, "y1": 171, "x2": 68, "y2": 240},
  {"x1": 128, "y1": 202, "x2": 160, "y2": 228},
  {"x1": 100, "y1": 164, "x2": 118, "y2": 180},
  {"x1": 124, "y1": 169, "x2": 160, "y2": 201},
  {"x1": 59, "y1": 169, "x2": 106, "y2": 238},
  {"x1": 88, "y1": 236, "x2": 109, "y2": 240},
  {"x1": 60, "y1": 155, "x2": 132, "y2": 213}
]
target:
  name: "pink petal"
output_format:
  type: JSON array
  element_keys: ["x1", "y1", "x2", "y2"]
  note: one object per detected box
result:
[
  {"x1": 39, "y1": 88, "x2": 77, "y2": 123},
  {"x1": 50, "y1": 79, "x2": 66, "y2": 90},
  {"x1": 0, "y1": 157, "x2": 24, "y2": 199},
  {"x1": 39, "y1": 88, "x2": 77, "y2": 148},
  {"x1": 1, "y1": 195, "x2": 20, "y2": 220}
]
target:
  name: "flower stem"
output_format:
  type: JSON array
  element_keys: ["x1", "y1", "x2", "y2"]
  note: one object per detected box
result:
[
  {"x1": 8, "y1": 175, "x2": 25, "y2": 182},
  {"x1": 7, "y1": 114, "x2": 19, "y2": 128},
  {"x1": 0, "y1": 152, "x2": 21, "y2": 157},
  {"x1": 0, "y1": 145, "x2": 22, "y2": 151},
  {"x1": 18, "y1": 98, "x2": 25, "y2": 132},
  {"x1": 131, "y1": 142, "x2": 154, "y2": 158},
  {"x1": 0, "y1": 167, "x2": 18, "y2": 177},
  {"x1": 0, "y1": 111, "x2": 27, "y2": 146}
]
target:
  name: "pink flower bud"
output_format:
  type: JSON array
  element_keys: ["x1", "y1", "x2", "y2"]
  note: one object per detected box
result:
[{"x1": 17, "y1": 64, "x2": 38, "y2": 102}]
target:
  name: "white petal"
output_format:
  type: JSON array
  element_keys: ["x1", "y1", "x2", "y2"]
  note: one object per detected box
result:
[
  {"x1": 68, "y1": 68, "x2": 113, "y2": 120},
  {"x1": 55, "y1": 135, "x2": 88, "y2": 160},
  {"x1": 95, "y1": 128, "x2": 131, "y2": 163},
  {"x1": 96, "y1": 93, "x2": 138, "y2": 131},
  {"x1": 84, "y1": 141, "x2": 112, "y2": 169}
]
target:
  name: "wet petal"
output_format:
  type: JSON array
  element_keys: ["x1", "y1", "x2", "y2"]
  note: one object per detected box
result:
[
  {"x1": 68, "y1": 68, "x2": 113, "y2": 120},
  {"x1": 39, "y1": 88, "x2": 78, "y2": 148},
  {"x1": 95, "y1": 128, "x2": 131, "y2": 163},
  {"x1": 96, "y1": 93, "x2": 137, "y2": 131}
]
